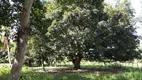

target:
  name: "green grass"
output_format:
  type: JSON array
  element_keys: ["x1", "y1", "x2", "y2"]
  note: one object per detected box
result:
[
  {"x1": 1, "y1": 62, "x2": 142, "y2": 80},
  {"x1": 0, "y1": 65, "x2": 10, "y2": 80},
  {"x1": 2, "y1": 71, "x2": 142, "y2": 80},
  {"x1": 20, "y1": 71, "x2": 142, "y2": 80}
]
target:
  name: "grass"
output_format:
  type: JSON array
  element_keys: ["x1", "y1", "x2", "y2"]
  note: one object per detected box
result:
[
  {"x1": 0, "y1": 65, "x2": 10, "y2": 80},
  {"x1": 2, "y1": 71, "x2": 142, "y2": 80},
  {"x1": 1, "y1": 62, "x2": 142, "y2": 80},
  {"x1": 20, "y1": 71, "x2": 142, "y2": 80}
]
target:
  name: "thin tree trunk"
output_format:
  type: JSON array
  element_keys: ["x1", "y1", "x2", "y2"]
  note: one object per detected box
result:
[
  {"x1": 7, "y1": 43, "x2": 12, "y2": 66},
  {"x1": 9, "y1": 0, "x2": 33, "y2": 80},
  {"x1": 42, "y1": 59, "x2": 45, "y2": 71},
  {"x1": 28, "y1": 59, "x2": 32, "y2": 67}
]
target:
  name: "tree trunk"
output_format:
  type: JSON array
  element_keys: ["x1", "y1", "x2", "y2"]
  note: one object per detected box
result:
[
  {"x1": 7, "y1": 43, "x2": 12, "y2": 66},
  {"x1": 72, "y1": 57, "x2": 82, "y2": 70},
  {"x1": 9, "y1": 0, "x2": 33, "y2": 80},
  {"x1": 28, "y1": 59, "x2": 32, "y2": 67},
  {"x1": 41, "y1": 59, "x2": 45, "y2": 71}
]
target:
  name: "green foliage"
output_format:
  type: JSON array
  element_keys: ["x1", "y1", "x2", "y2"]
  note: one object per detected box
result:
[
  {"x1": 22, "y1": 65, "x2": 30, "y2": 72},
  {"x1": 104, "y1": 3, "x2": 139, "y2": 61},
  {"x1": 46, "y1": 0, "x2": 105, "y2": 69},
  {"x1": 0, "y1": 65, "x2": 10, "y2": 80},
  {"x1": 25, "y1": 0, "x2": 58, "y2": 67},
  {"x1": 0, "y1": 0, "x2": 12, "y2": 26},
  {"x1": 87, "y1": 2, "x2": 139, "y2": 62}
]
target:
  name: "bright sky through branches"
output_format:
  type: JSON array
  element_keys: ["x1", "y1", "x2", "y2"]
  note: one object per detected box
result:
[
  {"x1": 131, "y1": 0, "x2": 141, "y2": 17},
  {"x1": 131, "y1": 0, "x2": 142, "y2": 36}
]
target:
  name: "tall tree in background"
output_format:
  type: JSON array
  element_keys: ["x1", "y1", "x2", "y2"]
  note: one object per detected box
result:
[
  {"x1": 29, "y1": 0, "x2": 54, "y2": 70},
  {"x1": 46, "y1": 0, "x2": 105, "y2": 69},
  {"x1": 103, "y1": 2, "x2": 139, "y2": 62},
  {"x1": 87, "y1": 1, "x2": 139, "y2": 62},
  {"x1": 9, "y1": 0, "x2": 34, "y2": 80},
  {"x1": 46, "y1": 0, "x2": 139, "y2": 69}
]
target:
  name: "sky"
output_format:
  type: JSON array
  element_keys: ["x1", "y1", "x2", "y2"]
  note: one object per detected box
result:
[
  {"x1": 131, "y1": 0, "x2": 141, "y2": 17},
  {"x1": 105, "y1": 0, "x2": 142, "y2": 36},
  {"x1": 130, "y1": 0, "x2": 142, "y2": 36}
]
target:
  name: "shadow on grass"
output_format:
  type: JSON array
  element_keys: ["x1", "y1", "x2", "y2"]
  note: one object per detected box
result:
[
  {"x1": 81, "y1": 64, "x2": 142, "y2": 72},
  {"x1": 0, "y1": 74, "x2": 9, "y2": 80},
  {"x1": 21, "y1": 72, "x2": 92, "y2": 80}
]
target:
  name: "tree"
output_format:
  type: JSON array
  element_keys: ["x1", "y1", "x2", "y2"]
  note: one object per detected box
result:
[
  {"x1": 0, "y1": 0, "x2": 13, "y2": 27},
  {"x1": 46, "y1": 0, "x2": 105, "y2": 69},
  {"x1": 87, "y1": 2, "x2": 139, "y2": 62},
  {"x1": 9, "y1": 0, "x2": 34, "y2": 80},
  {"x1": 46, "y1": 0, "x2": 139, "y2": 69},
  {"x1": 28, "y1": 0, "x2": 56, "y2": 70},
  {"x1": 0, "y1": 0, "x2": 16, "y2": 66},
  {"x1": 104, "y1": 2, "x2": 139, "y2": 62}
]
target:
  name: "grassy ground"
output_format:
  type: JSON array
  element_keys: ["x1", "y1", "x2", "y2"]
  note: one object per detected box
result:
[
  {"x1": 21, "y1": 71, "x2": 142, "y2": 80},
  {"x1": 0, "y1": 62, "x2": 142, "y2": 80}
]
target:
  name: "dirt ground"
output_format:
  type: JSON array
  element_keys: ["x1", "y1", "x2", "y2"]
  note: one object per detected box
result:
[{"x1": 34, "y1": 67, "x2": 123, "y2": 74}]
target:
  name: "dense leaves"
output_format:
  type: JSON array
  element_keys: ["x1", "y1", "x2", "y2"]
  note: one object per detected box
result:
[
  {"x1": 0, "y1": 0, "x2": 12, "y2": 26},
  {"x1": 87, "y1": 2, "x2": 139, "y2": 62},
  {"x1": 45, "y1": 0, "x2": 106, "y2": 69}
]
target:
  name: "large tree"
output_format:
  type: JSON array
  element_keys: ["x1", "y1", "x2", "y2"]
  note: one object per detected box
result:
[
  {"x1": 27, "y1": 0, "x2": 55, "y2": 70},
  {"x1": 104, "y1": 2, "x2": 139, "y2": 61},
  {"x1": 87, "y1": 1, "x2": 139, "y2": 62},
  {"x1": 9, "y1": 0, "x2": 34, "y2": 80},
  {"x1": 46, "y1": 0, "x2": 105, "y2": 69},
  {"x1": 46, "y1": 0, "x2": 139, "y2": 69}
]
